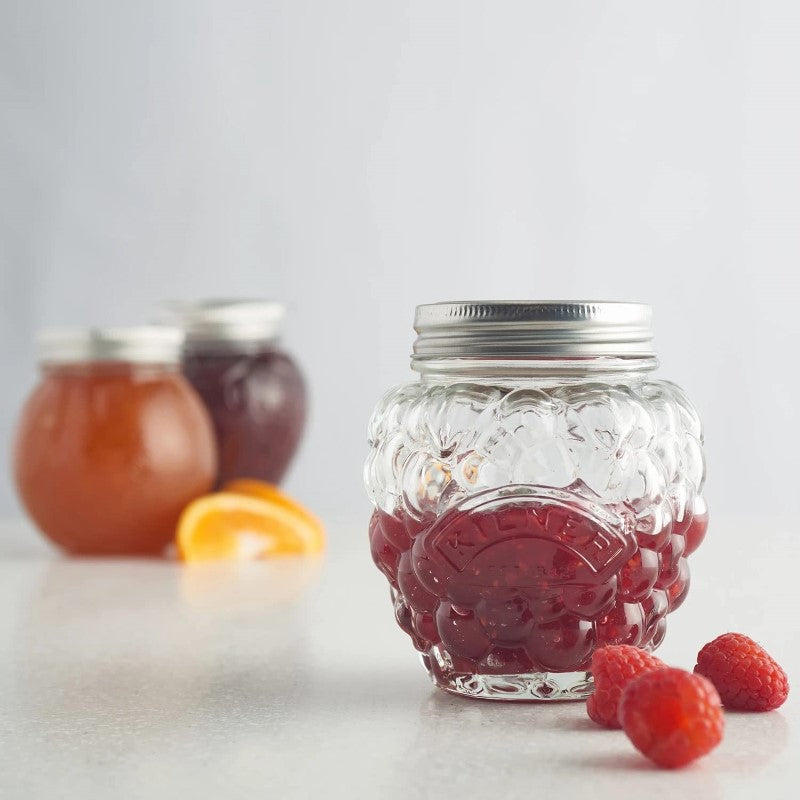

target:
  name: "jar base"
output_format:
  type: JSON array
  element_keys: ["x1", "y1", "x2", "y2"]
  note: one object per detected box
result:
[{"x1": 423, "y1": 652, "x2": 593, "y2": 701}]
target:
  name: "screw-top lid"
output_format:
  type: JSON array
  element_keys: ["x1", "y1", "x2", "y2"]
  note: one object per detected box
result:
[
  {"x1": 167, "y1": 299, "x2": 285, "y2": 344},
  {"x1": 37, "y1": 326, "x2": 184, "y2": 365},
  {"x1": 412, "y1": 301, "x2": 655, "y2": 367}
]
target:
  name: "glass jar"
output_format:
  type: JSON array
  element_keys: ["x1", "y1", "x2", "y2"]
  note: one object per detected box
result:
[
  {"x1": 13, "y1": 327, "x2": 217, "y2": 554},
  {"x1": 364, "y1": 302, "x2": 708, "y2": 701},
  {"x1": 176, "y1": 300, "x2": 306, "y2": 487}
]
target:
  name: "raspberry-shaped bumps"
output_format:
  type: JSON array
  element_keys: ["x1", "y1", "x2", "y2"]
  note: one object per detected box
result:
[
  {"x1": 586, "y1": 645, "x2": 664, "y2": 728},
  {"x1": 694, "y1": 632, "x2": 789, "y2": 711},
  {"x1": 619, "y1": 667, "x2": 723, "y2": 768}
]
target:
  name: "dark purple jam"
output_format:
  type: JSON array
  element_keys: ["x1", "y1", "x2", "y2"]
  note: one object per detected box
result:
[{"x1": 182, "y1": 344, "x2": 306, "y2": 487}]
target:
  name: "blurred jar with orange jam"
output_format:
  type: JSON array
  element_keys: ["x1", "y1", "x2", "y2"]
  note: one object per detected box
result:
[{"x1": 13, "y1": 327, "x2": 217, "y2": 554}]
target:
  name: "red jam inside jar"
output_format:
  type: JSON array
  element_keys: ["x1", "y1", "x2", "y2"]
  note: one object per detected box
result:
[
  {"x1": 13, "y1": 328, "x2": 217, "y2": 554},
  {"x1": 177, "y1": 301, "x2": 307, "y2": 487},
  {"x1": 370, "y1": 496, "x2": 708, "y2": 688}
]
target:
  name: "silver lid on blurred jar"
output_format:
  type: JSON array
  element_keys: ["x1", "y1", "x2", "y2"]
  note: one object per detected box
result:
[
  {"x1": 37, "y1": 326, "x2": 184, "y2": 365},
  {"x1": 412, "y1": 301, "x2": 656, "y2": 369},
  {"x1": 168, "y1": 299, "x2": 285, "y2": 344}
]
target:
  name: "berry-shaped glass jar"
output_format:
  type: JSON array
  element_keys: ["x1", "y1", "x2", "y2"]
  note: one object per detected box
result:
[
  {"x1": 14, "y1": 327, "x2": 217, "y2": 554},
  {"x1": 364, "y1": 302, "x2": 708, "y2": 701},
  {"x1": 177, "y1": 300, "x2": 307, "y2": 488}
]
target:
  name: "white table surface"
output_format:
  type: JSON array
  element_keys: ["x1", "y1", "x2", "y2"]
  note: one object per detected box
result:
[{"x1": 0, "y1": 516, "x2": 797, "y2": 799}]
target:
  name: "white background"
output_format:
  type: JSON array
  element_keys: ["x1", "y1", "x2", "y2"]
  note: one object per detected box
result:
[{"x1": 2, "y1": 0, "x2": 799, "y2": 525}]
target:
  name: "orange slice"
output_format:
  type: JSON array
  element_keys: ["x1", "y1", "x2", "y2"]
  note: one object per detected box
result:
[
  {"x1": 177, "y1": 491, "x2": 325, "y2": 562},
  {"x1": 223, "y1": 479, "x2": 323, "y2": 532}
]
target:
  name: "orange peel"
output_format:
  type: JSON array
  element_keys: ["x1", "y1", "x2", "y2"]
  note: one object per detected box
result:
[{"x1": 224, "y1": 479, "x2": 322, "y2": 528}]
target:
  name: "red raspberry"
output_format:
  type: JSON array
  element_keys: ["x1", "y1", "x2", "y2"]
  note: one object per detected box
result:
[
  {"x1": 694, "y1": 632, "x2": 789, "y2": 711},
  {"x1": 586, "y1": 645, "x2": 664, "y2": 728},
  {"x1": 619, "y1": 667, "x2": 724, "y2": 768}
]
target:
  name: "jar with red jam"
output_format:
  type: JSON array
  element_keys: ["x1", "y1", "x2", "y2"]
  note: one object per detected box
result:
[
  {"x1": 13, "y1": 327, "x2": 217, "y2": 554},
  {"x1": 176, "y1": 300, "x2": 307, "y2": 487},
  {"x1": 364, "y1": 302, "x2": 708, "y2": 700}
]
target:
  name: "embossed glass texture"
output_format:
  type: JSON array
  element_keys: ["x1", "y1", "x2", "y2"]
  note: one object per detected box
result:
[{"x1": 365, "y1": 369, "x2": 707, "y2": 700}]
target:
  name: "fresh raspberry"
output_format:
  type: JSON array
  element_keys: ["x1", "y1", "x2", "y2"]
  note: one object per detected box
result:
[
  {"x1": 694, "y1": 632, "x2": 789, "y2": 711},
  {"x1": 619, "y1": 667, "x2": 724, "y2": 768},
  {"x1": 586, "y1": 645, "x2": 664, "y2": 728}
]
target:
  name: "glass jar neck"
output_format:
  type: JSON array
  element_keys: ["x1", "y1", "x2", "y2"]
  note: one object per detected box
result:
[
  {"x1": 41, "y1": 361, "x2": 179, "y2": 377},
  {"x1": 414, "y1": 354, "x2": 658, "y2": 386},
  {"x1": 182, "y1": 336, "x2": 280, "y2": 357}
]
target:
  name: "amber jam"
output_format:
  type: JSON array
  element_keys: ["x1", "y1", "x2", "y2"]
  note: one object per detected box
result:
[
  {"x1": 14, "y1": 337, "x2": 216, "y2": 554},
  {"x1": 365, "y1": 302, "x2": 709, "y2": 700}
]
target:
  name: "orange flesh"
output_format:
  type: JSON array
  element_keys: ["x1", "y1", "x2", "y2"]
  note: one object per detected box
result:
[{"x1": 177, "y1": 488, "x2": 325, "y2": 561}]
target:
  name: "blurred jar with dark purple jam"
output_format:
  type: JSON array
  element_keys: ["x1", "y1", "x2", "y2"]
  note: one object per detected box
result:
[{"x1": 175, "y1": 300, "x2": 306, "y2": 487}]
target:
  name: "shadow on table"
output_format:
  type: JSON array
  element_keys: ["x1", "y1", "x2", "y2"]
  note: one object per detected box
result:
[{"x1": 380, "y1": 684, "x2": 792, "y2": 800}]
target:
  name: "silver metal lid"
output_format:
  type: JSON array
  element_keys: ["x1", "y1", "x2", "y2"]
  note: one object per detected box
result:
[
  {"x1": 412, "y1": 301, "x2": 655, "y2": 365},
  {"x1": 37, "y1": 326, "x2": 184, "y2": 365},
  {"x1": 169, "y1": 299, "x2": 285, "y2": 344}
]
